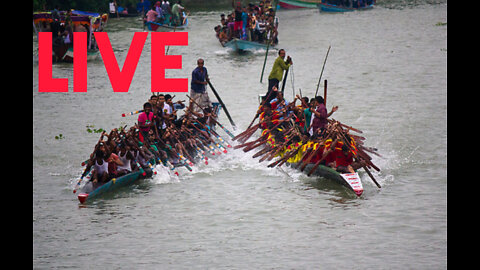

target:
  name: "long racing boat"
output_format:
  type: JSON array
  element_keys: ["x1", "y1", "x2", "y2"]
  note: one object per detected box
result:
[{"x1": 75, "y1": 101, "x2": 233, "y2": 204}]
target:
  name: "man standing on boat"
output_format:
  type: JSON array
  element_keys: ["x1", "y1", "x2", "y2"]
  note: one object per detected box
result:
[
  {"x1": 266, "y1": 49, "x2": 292, "y2": 102},
  {"x1": 310, "y1": 96, "x2": 338, "y2": 136},
  {"x1": 190, "y1": 58, "x2": 212, "y2": 114},
  {"x1": 171, "y1": 0, "x2": 185, "y2": 26}
]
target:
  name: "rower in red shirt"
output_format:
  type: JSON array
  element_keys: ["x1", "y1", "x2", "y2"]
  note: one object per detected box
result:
[{"x1": 334, "y1": 145, "x2": 355, "y2": 173}]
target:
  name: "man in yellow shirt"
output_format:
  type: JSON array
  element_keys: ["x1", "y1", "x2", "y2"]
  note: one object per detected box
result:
[{"x1": 266, "y1": 49, "x2": 292, "y2": 102}]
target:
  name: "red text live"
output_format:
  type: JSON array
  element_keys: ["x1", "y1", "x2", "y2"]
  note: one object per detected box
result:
[{"x1": 37, "y1": 32, "x2": 188, "y2": 93}]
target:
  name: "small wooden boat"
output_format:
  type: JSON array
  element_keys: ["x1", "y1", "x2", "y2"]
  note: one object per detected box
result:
[
  {"x1": 77, "y1": 161, "x2": 155, "y2": 204},
  {"x1": 278, "y1": 0, "x2": 322, "y2": 9},
  {"x1": 318, "y1": 1, "x2": 375, "y2": 12},
  {"x1": 287, "y1": 162, "x2": 363, "y2": 196},
  {"x1": 223, "y1": 38, "x2": 274, "y2": 52}
]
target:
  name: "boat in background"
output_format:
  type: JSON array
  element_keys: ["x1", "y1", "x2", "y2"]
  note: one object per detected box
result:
[
  {"x1": 144, "y1": 12, "x2": 189, "y2": 31},
  {"x1": 278, "y1": 0, "x2": 322, "y2": 9},
  {"x1": 33, "y1": 10, "x2": 108, "y2": 62},
  {"x1": 318, "y1": 0, "x2": 375, "y2": 12}
]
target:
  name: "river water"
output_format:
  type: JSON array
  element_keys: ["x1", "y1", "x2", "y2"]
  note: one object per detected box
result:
[{"x1": 33, "y1": 2, "x2": 447, "y2": 269}]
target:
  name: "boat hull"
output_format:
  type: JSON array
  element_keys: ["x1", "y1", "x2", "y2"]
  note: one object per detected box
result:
[
  {"x1": 223, "y1": 38, "x2": 273, "y2": 52},
  {"x1": 279, "y1": 0, "x2": 321, "y2": 9},
  {"x1": 77, "y1": 166, "x2": 153, "y2": 204},
  {"x1": 318, "y1": 2, "x2": 374, "y2": 12},
  {"x1": 288, "y1": 162, "x2": 363, "y2": 196}
]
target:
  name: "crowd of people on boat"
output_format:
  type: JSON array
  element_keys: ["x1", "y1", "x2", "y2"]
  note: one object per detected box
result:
[
  {"x1": 81, "y1": 92, "x2": 227, "y2": 187},
  {"x1": 235, "y1": 85, "x2": 369, "y2": 175},
  {"x1": 79, "y1": 59, "x2": 223, "y2": 187},
  {"x1": 214, "y1": 0, "x2": 279, "y2": 46},
  {"x1": 34, "y1": 8, "x2": 103, "y2": 51},
  {"x1": 143, "y1": 0, "x2": 188, "y2": 27}
]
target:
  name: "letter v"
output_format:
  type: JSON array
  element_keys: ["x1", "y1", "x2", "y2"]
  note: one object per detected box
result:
[{"x1": 94, "y1": 32, "x2": 148, "y2": 92}]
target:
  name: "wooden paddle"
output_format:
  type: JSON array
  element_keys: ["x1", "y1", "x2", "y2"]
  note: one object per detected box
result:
[
  {"x1": 186, "y1": 94, "x2": 235, "y2": 139},
  {"x1": 206, "y1": 80, "x2": 236, "y2": 129},
  {"x1": 259, "y1": 38, "x2": 272, "y2": 83},
  {"x1": 315, "y1": 45, "x2": 331, "y2": 97},
  {"x1": 245, "y1": 88, "x2": 276, "y2": 131}
]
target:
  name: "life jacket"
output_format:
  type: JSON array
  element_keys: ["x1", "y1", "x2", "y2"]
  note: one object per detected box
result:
[
  {"x1": 266, "y1": 133, "x2": 275, "y2": 146},
  {"x1": 335, "y1": 149, "x2": 353, "y2": 167},
  {"x1": 324, "y1": 139, "x2": 336, "y2": 164},
  {"x1": 309, "y1": 143, "x2": 325, "y2": 164},
  {"x1": 350, "y1": 137, "x2": 358, "y2": 156},
  {"x1": 287, "y1": 142, "x2": 303, "y2": 163}
]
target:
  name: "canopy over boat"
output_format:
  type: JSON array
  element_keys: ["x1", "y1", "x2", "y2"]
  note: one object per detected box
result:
[{"x1": 33, "y1": 10, "x2": 108, "y2": 29}]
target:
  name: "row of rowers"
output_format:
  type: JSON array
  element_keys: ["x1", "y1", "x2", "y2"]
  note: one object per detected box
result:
[
  {"x1": 82, "y1": 94, "x2": 222, "y2": 186},
  {"x1": 255, "y1": 87, "x2": 367, "y2": 173}
]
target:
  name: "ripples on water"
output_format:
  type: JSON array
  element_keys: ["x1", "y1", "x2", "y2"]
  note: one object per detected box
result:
[{"x1": 33, "y1": 2, "x2": 446, "y2": 269}]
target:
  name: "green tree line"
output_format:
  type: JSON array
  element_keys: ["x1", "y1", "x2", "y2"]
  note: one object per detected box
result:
[{"x1": 33, "y1": 0, "x2": 233, "y2": 13}]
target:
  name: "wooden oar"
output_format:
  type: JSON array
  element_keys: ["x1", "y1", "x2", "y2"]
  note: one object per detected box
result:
[
  {"x1": 259, "y1": 39, "x2": 272, "y2": 83},
  {"x1": 206, "y1": 80, "x2": 236, "y2": 129},
  {"x1": 280, "y1": 65, "x2": 290, "y2": 95},
  {"x1": 233, "y1": 122, "x2": 260, "y2": 141},
  {"x1": 332, "y1": 123, "x2": 381, "y2": 188},
  {"x1": 259, "y1": 0, "x2": 279, "y2": 83},
  {"x1": 314, "y1": 45, "x2": 331, "y2": 97},
  {"x1": 323, "y1": 80, "x2": 327, "y2": 105},
  {"x1": 122, "y1": 110, "x2": 143, "y2": 117},
  {"x1": 245, "y1": 88, "x2": 276, "y2": 131},
  {"x1": 186, "y1": 94, "x2": 235, "y2": 139}
]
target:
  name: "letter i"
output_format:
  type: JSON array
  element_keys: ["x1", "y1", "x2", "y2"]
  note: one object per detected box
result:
[
  {"x1": 73, "y1": 32, "x2": 87, "y2": 92},
  {"x1": 38, "y1": 32, "x2": 68, "y2": 92}
]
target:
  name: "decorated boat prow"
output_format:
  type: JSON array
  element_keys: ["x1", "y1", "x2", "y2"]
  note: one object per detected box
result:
[{"x1": 291, "y1": 162, "x2": 363, "y2": 196}]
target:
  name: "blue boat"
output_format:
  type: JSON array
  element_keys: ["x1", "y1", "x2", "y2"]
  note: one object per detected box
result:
[
  {"x1": 77, "y1": 162, "x2": 154, "y2": 204},
  {"x1": 223, "y1": 38, "x2": 275, "y2": 52},
  {"x1": 318, "y1": 1, "x2": 375, "y2": 12}
]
